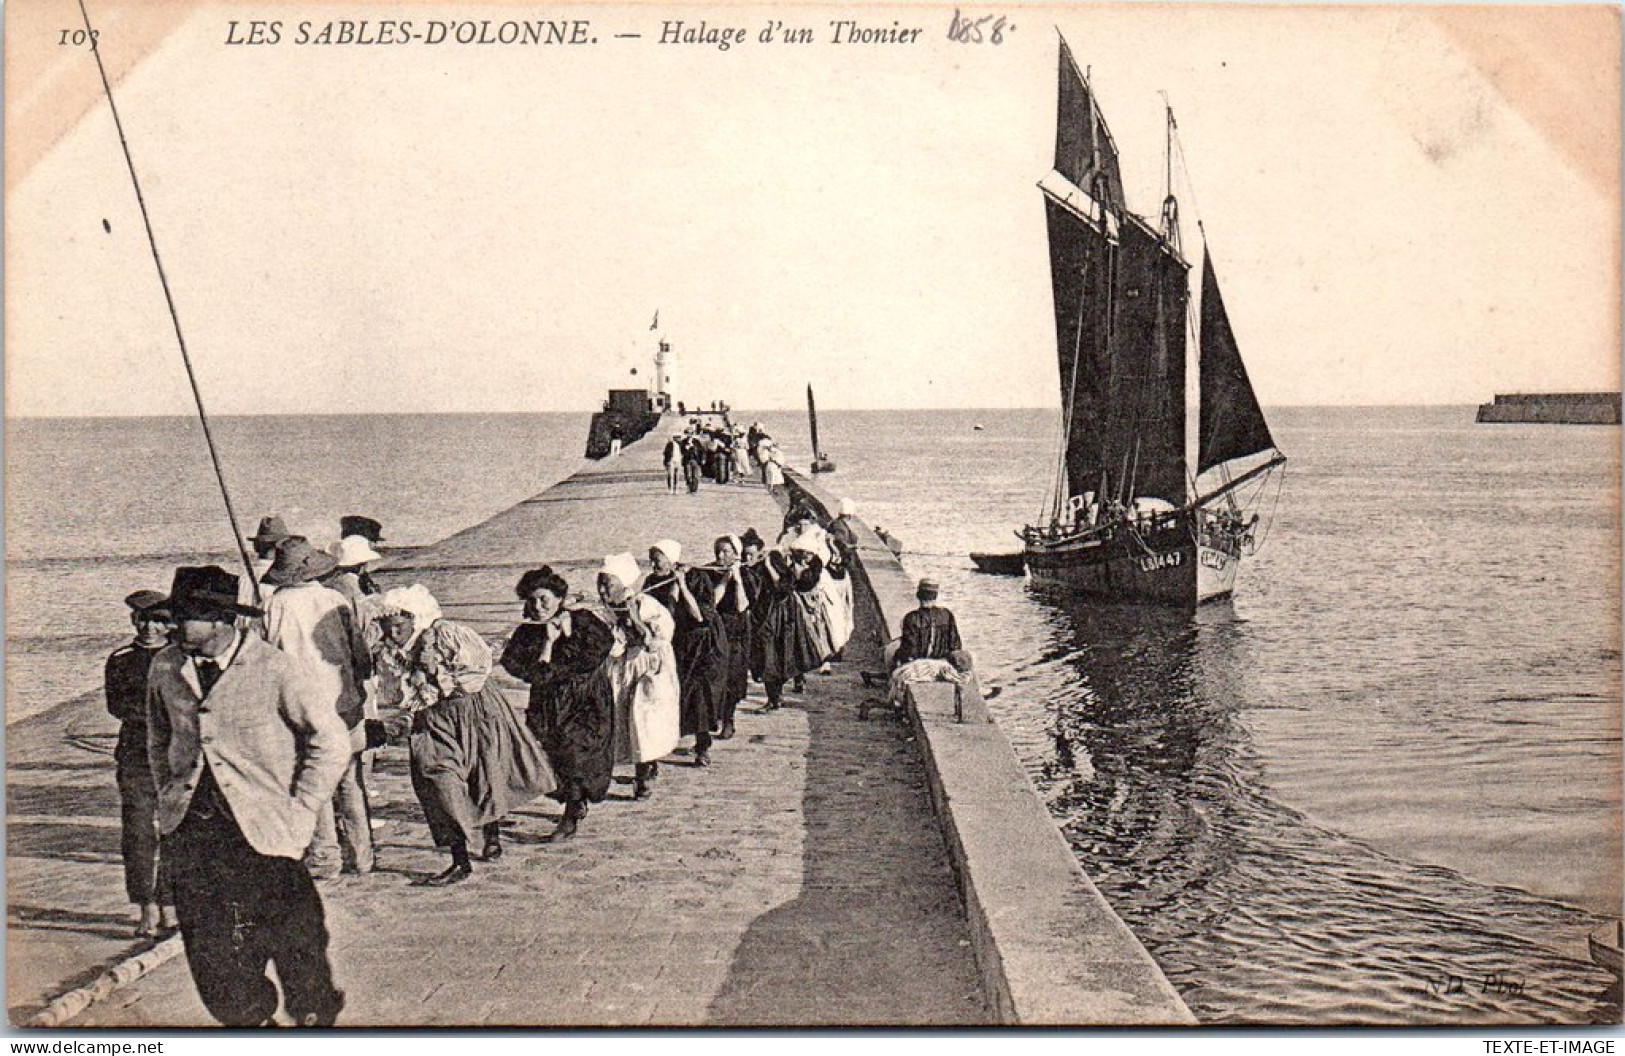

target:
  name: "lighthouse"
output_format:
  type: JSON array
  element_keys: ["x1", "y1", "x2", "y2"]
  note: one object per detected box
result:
[{"x1": 653, "y1": 339, "x2": 676, "y2": 409}]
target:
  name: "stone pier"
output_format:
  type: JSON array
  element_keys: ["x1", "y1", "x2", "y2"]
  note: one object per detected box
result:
[{"x1": 20, "y1": 432, "x2": 989, "y2": 1027}]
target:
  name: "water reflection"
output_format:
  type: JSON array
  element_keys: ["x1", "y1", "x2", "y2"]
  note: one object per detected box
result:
[{"x1": 1021, "y1": 589, "x2": 1619, "y2": 1026}]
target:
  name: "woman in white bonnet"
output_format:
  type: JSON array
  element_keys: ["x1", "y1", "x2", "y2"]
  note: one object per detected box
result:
[
  {"x1": 372, "y1": 584, "x2": 555, "y2": 886},
  {"x1": 596, "y1": 553, "x2": 680, "y2": 799}
]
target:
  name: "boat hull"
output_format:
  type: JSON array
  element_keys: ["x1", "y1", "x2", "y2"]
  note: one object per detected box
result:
[
  {"x1": 970, "y1": 551, "x2": 1027, "y2": 576},
  {"x1": 1025, "y1": 513, "x2": 1244, "y2": 606}
]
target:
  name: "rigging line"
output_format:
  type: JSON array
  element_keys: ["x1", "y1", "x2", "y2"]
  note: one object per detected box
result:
[
  {"x1": 77, "y1": 0, "x2": 261, "y2": 603},
  {"x1": 1250, "y1": 463, "x2": 1287, "y2": 553},
  {"x1": 1053, "y1": 252, "x2": 1095, "y2": 521}
]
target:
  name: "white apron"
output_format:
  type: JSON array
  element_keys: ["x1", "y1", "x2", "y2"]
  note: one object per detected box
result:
[{"x1": 608, "y1": 596, "x2": 681, "y2": 764}]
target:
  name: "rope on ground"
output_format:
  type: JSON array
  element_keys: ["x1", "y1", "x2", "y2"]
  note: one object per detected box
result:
[{"x1": 23, "y1": 935, "x2": 184, "y2": 1028}]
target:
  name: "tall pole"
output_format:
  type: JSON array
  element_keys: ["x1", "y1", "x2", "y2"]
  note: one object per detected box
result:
[{"x1": 77, "y1": 0, "x2": 261, "y2": 602}]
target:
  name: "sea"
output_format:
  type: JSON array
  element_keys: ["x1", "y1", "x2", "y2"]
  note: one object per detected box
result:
[{"x1": 6, "y1": 407, "x2": 1621, "y2": 1025}]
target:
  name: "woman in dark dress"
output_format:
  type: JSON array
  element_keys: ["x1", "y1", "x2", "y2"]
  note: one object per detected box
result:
[
  {"x1": 500, "y1": 567, "x2": 616, "y2": 842},
  {"x1": 645, "y1": 539, "x2": 727, "y2": 767},
  {"x1": 752, "y1": 545, "x2": 827, "y2": 709},
  {"x1": 706, "y1": 535, "x2": 752, "y2": 740}
]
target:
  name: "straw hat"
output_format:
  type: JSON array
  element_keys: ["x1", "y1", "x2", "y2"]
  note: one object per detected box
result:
[{"x1": 261, "y1": 537, "x2": 339, "y2": 587}]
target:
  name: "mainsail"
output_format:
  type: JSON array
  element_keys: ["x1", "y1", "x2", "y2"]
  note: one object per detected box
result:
[
  {"x1": 1197, "y1": 248, "x2": 1276, "y2": 474},
  {"x1": 1047, "y1": 57, "x2": 1188, "y2": 509}
]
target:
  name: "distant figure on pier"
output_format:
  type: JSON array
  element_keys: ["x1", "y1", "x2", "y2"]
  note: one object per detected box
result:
[
  {"x1": 608, "y1": 423, "x2": 624, "y2": 457},
  {"x1": 707, "y1": 535, "x2": 752, "y2": 740},
  {"x1": 146, "y1": 565, "x2": 349, "y2": 1027},
  {"x1": 731, "y1": 428, "x2": 752, "y2": 483},
  {"x1": 597, "y1": 553, "x2": 679, "y2": 800},
  {"x1": 371, "y1": 585, "x2": 555, "y2": 886},
  {"x1": 105, "y1": 589, "x2": 177, "y2": 939},
  {"x1": 761, "y1": 446, "x2": 785, "y2": 495},
  {"x1": 873, "y1": 525, "x2": 904, "y2": 557},
  {"x1": 663, "y1": 434, "x2": 683, "y2": 493},
  {"x1": 682, "y1": 435, "x2": 704, "y2": 494},
  {"x1": 501, "y1": 567, "x2": 616, "y2": 843},
  {"x1": 646, "y1": 539, "x2": 726, "y2": 769},
  {"x1": 883, "y1": 578, "x2": 972, "y2": 715},
  {"x1": 261, "y1": 538, "x2": 374, "y2": 880}
]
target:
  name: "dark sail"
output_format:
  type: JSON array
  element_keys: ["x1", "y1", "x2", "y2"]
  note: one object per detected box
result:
[
  {"x1": 807, "y1": 384, "x2": 821, "y2": 454},
  {"x1": 1105, "y1": 218, "x2": 1188, "y2": 506},
  {"x1": 1047, "y1": 202, "x2": 1188, "y2": 508},
  {"x1": 1198, "y1": 248, "x2": 1275, "y2": 473},
  {"x1": 1054, "y1": 39, "x2": 1125, "y2": 214},
  {"x1": 1046, "y1": 197, "x2": 1114, "y2": 505}
]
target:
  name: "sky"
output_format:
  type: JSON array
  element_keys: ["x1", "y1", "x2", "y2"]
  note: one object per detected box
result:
[{"x1": 5, "y1": 0, "x2": 1620, "y2": 416}]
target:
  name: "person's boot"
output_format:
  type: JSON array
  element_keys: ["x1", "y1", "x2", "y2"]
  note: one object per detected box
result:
[
  {"x1": 424, "y1": 843, "x2": 472, "y2": 886},
  {"x1": 792, "y1": 675, "x2": 805, "y2": 693},
  {"x1": 719, "y1": 718, "x2": 736, "y2": 740},
  {"x1": 135, "y1": 903, "x2": 160, "y2": 938},
  {"x1": 546, "y1": 801, "x2": 582, "y2": 840},
  {"x1": 634, "y1": 764, "x2": 654, "y2": 800},
  {"x1": 482, "y1": 822, "x2": 503, "y2": 861}
]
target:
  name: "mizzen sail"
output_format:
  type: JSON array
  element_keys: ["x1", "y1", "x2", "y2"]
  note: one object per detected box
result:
[{"x1": 1198, "y1": 247, "x2": 1276, "y2": 474}]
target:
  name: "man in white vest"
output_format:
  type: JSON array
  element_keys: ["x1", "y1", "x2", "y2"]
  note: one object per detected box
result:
[{"x1": 147, "y1": 565, "x2": 350, "y2": 1026}]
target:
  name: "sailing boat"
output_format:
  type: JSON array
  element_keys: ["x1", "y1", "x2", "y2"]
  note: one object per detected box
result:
[
  {"x1": 989, "y1": 38, "x2": 1285, "y2": 605},
  {"x1": 808, "y1": 384, "x2": 836, "y2": 474}
]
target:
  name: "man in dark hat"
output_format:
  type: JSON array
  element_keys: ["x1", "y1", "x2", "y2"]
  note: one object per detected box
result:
[
  {"x1": 105, "y1": 589, "x2": 178, "y2": 938},
  {"x1": 147, "y1": 565, "x2": 350, "y2": 1027},
  {"x1": 243, "y1": 515, "x2": 291, "y2": 609},
  {"x1": 339, "y1": 516, "x2": 384, "y2": 545}
]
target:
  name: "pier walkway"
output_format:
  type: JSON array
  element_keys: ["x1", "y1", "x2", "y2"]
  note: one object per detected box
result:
[{"x1": 12, "y1": 435, "x2": 989, "y2": 1027}]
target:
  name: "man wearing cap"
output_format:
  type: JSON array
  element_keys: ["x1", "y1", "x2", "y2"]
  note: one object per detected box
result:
[
  {"x1": 261, "y1": 538, "x2": 374, "y2": 879},
  {"x1": 106, "y1": 589, "x2": 179, "y2": 938},
  {"x1": 146, "y1": 565, "x2": 350, "y2": 1027},
  {"x1": 880, "y1": 578, "x2": 971, "y2": 717}
]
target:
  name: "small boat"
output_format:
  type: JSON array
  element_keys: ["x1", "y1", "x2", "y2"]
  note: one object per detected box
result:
[
  {"x1": 808, "y1": 383, "x2": 836, "y2": 473},
  {"x1": 970, "y1": 551, "x2": 1027, "y2": 576},
  {"x1": 973, "y1": 423, "x2": 985, "y2": 431},
  {"x1": 1589, "y1": 921, "x2": 1622, "y2": 977}
]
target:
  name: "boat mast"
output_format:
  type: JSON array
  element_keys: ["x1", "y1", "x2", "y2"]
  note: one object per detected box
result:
[
  {"x1": 806, "y1": 384, "x2": 821, "y2": 456},
  {"x1": 1159, "y1": 97, "x2": 1181, "y2": 255}
]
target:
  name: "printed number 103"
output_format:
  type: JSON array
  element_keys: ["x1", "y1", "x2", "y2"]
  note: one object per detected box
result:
[{"x1": 60, "y1": 29, "x2": 99, "y2": 45}]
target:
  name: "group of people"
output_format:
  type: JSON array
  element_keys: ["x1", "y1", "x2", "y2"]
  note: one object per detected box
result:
[
  {"x1": 102, "y1": 492, "x2": 923, "y2": 1026},
  {"x1": 663, "y1": 419, "x2": 789, "y2": 494}
]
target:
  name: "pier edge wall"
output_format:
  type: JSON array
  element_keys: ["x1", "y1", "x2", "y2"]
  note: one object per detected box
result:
[{"x1": 782, "y1": 469, "x2": 1195, "y2": 1026}]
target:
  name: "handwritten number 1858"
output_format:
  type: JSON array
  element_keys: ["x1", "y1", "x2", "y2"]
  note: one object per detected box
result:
[{"x1": 948, "y1": 9, "x2": 1009, "y2": 44}]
